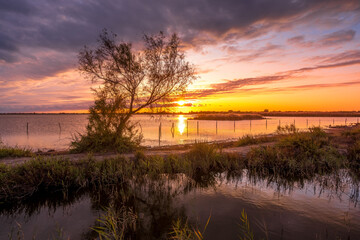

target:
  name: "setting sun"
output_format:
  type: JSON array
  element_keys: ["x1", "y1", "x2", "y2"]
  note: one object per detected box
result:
[{"x1": 177, "y1": 100, "x2": 185, "y2": 106}]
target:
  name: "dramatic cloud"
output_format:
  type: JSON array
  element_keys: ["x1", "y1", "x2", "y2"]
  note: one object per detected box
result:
[
  {"x1": 1, "y1": 0, "x2": 359, "y2": 63},
  {"x1": 0, "y1": 0, "x2": 360, "y2": 111}
]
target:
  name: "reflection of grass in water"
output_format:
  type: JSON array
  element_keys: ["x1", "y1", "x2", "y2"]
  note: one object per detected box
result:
[
  {"x1": 168, "y1": 210, "x2": 256, "y2": 240},
  {"x1": 8, "y1": 221, "x2": 68, "y2": 240}
]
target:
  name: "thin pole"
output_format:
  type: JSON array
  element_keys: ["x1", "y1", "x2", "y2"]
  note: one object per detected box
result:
[
  {"x1": 306, "y1": 119, "x2": 308, "y2": 128},
  {"x1": 58, "y1": 122, "x2": 61, "y2": 133},
  {"x1": 266, "y1": 119, "x2": 267, "y2": 130},
  {"x1": 197, "y1": 121, "x2": 199, "y2": 135},
  {"x1": 26, "y1": 122, "x2": 29, "y2": 135},
  {"x1": 171, "y1": 122, "x2": 175, "y2": 138},
  {"x1": 216, "y1": 121, "x2": 218, "y2": 135},
  {"x1": 293, "y1": 119, "x2": 295, "y2": 127},
  {"x1": 187, "y1": 120, "x2": 188, "y2": 137},
  {"x1": 345, "y1": 118, "x2": 347, "y2": 126},
  {"x1": 279, "y1": 119, "x2": 281, "y2": 127},
  {"x1": 234, "y1": 121, "x2": 235, "y2": 132},
  {"x1": 158, "y1": 122, "x2": 162, "y2": 146},
  {"x1": 333, "y1": 119, "x2": 335, "y2": 125}
]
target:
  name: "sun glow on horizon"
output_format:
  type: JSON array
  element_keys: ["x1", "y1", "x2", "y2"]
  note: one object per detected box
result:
[{"x1": 177, "y1": 100, "x2": 185, "y2": 106}]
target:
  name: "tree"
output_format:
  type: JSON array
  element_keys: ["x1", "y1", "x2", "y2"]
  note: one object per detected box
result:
[{"x1": 71, "y1": 30, "x2": 196, "y2": 152}]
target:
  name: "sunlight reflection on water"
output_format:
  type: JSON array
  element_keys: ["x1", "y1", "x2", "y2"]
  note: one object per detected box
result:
[{"x1": 0, "y1": 114, "x2": 359, "y2": 150}]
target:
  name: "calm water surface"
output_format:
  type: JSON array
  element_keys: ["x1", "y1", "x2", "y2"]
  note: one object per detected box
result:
[
  {"x1": 0, "y1": 114, "x2": 359, "y2": 151},
  {"x1": 0, "y1": 172, "x2": 359, "y2": 239}
]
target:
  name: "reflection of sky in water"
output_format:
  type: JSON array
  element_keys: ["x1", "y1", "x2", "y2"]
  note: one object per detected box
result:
[
  {"x1": 0, "y1": 114, "x2": 359, "y2": 150},
  {"x1": 0, "y1": 172, "x2": 358, "y2": 240}
]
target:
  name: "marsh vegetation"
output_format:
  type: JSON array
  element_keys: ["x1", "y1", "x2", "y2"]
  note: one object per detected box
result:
[{"x1": 1, "y1": 125, "x2": 360, "y2": 239}]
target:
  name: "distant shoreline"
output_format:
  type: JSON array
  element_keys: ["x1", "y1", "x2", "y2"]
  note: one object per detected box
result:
[{"x1": 1, "y1": 111, "x2": 360, "y2": 117}]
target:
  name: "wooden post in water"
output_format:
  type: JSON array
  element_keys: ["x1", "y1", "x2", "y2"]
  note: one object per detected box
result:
[
  {"x1": 26, "y1": 122, "x2": 29, "y2": 135},
  {"x1": 333, "y1": 119, "x2": 335, "y2": 125},
  {"x1": 187, "y1": 120, "x2": 188, "y2": 137},
  {"x1": 58, "y1": 123, "x2": 61, "y2": 133},
  {"x1": 158, "y1": 122, "x2": 162, "y2": 146},
  {"x1": 216, "y1": 121, "x2": 218, "y2": 135},
  {"x1": 306, "y1": 119, "x2": 308, "y2": 128},
  {"x1": 234, "y1": 121, "x2": 235, "y2": 132},
  {"x1": 197, "y1": 121, "x2": 199, "y2": 135},
  {"x1": 250, "y1": 120, "x2": 252, "y2": 131},
  {"x1": 279, "y1": 119, "x2": 281, "y2": 128},
  {"x1": 171, "y1": 122, "x2": 175, "y2": 138},
  {"x1": 345, "y1": 118, "x2": 347, "y2": 126},
  {"x1": 266, "y1": 119, "x2": 267, "y2": 130},
  {"x1": 357, "y1": 118, "x2": 359, "y2": 124},
  {"x1": 293, "y1": 119, "x2": 295, "y2": 127}
]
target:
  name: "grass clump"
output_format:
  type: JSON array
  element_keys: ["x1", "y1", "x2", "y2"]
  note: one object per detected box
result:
[
  {"x1": 347, "y1": 140, "x2": 360, "y2": 171},
  {"x1": 92, "y1": 205, "x2": 137, "y2": 240},
  {"x1": 276, "y1": 124, "x2": 298, "y2": 135},
  {"x1": 339, "y1": 124, "x2": 360, "y2": 172},
  {"x1": 236, "y1": 134, "x2": 276, "y2": 147},
  {"x1": 238, "y1": 209, "x2": 255, "y2": 240},
  {"x1": 169, "y1": 216, "x2": 210, "y2": 240},
  {"x1": 246, "y1": 126, "x2": 344, "y2": 179},
  {"x1": 0, "y1": 141, "x2": 32, "y2": 159}
]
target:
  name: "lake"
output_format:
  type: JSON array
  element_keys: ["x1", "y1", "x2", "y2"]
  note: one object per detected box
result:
[
  {"x1": 0, "y1": 114, "x2": 359, "y2": 151},
  {"x1": 0, "y1": 171, "x2": 359, "y2": 239}
]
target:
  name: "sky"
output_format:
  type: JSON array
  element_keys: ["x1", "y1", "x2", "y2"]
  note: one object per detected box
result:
[{"x1": 1, "y1": 0, "x2": 360, "y2": 113}]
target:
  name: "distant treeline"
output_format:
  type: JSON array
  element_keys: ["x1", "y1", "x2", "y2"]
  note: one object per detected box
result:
[
  {"x1": 260, "y1": 111, "x2": 360, "y2": 117},
  {"x1": 190, "y1": 113, "x2": 264, "y2": 121},
  {"x1": 1, "y1": 111, "x2": 360, "y2": 117},
  {"x1": 0, "y1": 112, "x2": 88, "y2": 115}
]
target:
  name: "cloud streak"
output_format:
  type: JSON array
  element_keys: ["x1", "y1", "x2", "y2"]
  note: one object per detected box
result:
[
  {"x1": 287, "y1": 29, "x2": 356, "y2": 48},
  {"x1": 186, "y1": 51, "x2": 360, "y2": 98}
]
